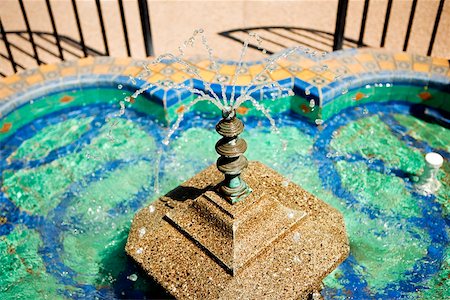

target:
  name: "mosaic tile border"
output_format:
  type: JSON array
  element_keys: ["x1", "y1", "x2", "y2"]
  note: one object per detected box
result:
[{"x1": 0, "y1": 48, "x2": 449, "y2": 123}]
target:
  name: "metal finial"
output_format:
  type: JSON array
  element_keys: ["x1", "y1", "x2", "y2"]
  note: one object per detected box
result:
[{"x1": 215, "y1": 108, "x2": 251, "y2": 203}]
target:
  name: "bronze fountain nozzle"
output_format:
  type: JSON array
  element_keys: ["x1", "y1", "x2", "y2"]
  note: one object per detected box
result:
[{"x1": 215, "y1": 108, "x2": 251, "y2": 203}]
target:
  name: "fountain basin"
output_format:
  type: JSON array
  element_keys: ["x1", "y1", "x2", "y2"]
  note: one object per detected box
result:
[{"x1": 0, "y1": 48, "x2": 449, "y2": 299}]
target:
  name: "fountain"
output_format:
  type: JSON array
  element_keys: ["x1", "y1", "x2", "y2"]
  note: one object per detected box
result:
[
  {"x1": 125, "y1": 31, "x2": 349, "y2": 299},
  {"x1": 1, "y1": 28, "x2": 449, "y2": 298}
]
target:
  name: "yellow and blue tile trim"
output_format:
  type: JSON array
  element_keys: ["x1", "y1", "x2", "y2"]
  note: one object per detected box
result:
[{"x1": 0, "y1": 48, "x2": 449, "y2": 125}]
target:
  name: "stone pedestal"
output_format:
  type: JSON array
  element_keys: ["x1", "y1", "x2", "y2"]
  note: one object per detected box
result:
[{"x1": 126, "y1": 161, "x2": 349, "y2": 299}]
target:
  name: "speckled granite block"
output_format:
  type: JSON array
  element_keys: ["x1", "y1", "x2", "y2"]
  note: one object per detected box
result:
[
  {"x1": 126, "y1": 161, "x2": 349, "y2": 299},
  {"x1": 165, "y1": 189, "x2": 306, "y2": 276}
]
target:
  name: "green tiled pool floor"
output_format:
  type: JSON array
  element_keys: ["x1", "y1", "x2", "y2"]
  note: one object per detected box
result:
[{"x1": 0, "y1": 88, "x2": 449, "y2": 299}]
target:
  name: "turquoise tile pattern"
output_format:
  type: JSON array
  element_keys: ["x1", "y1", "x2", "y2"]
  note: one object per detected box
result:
[{"x1": 1, "y1": 49, "x2": 449, "y2": 125}]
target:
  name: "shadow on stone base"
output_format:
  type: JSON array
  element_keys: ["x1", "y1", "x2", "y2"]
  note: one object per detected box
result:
[{"x1": 126, "y1": 161, "x2": 349, "y2": 299}]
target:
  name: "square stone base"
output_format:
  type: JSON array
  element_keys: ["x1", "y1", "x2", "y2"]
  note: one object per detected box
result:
[{"x1": 126, "y1": 161, "x2": 349, "y2": 299}]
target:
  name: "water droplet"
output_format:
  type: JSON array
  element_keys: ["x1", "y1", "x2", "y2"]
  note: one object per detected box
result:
[
  {"x1": 149, "y1": 205, "x2": 155, "y2": 213},
  {"x1": 118, "y1": 84, "x2": 123, "y2": 89},
  {"x1": 293, "y1": 232, "x2": 301, "y2": 243},
  {"x1": 139, "y1": 227, "x2": 146, "y2": 238},
  {"x1": 315, "y1": 119, "x2": 323, "y2": 125},
  {"x1": 127, "y1": 274, "x2": 138, "y2": 281},
  {"x1": 136, "y1": 248, "x2": 143, "y2": 254},
  {"x1": 282, "y1": 180, "x2": 290, "y2": 187}
]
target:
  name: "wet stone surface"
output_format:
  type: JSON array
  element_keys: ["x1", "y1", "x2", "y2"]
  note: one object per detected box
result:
[{"x1": 126, "y1": 161, "x2": 349, "y2": 299}]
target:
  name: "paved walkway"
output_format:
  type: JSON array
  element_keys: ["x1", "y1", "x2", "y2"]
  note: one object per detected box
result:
[{"x1": 1, "y1": 0, "x2": 449, "y2": 76}]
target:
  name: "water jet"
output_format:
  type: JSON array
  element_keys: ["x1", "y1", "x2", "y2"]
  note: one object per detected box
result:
[{"x1": 125, "y1": 32, "x2": 349, "y2": 299}]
